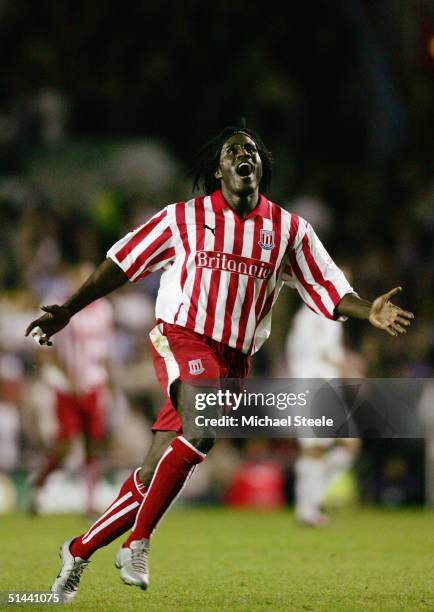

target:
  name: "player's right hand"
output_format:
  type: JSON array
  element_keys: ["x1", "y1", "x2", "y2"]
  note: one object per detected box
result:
[{"x1": 25, "y1": 304, "x2": 72, "y2": 345}]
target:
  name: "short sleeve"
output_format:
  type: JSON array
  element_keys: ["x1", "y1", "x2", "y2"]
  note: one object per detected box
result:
[
  {"x1": 107, "y1": 207, "x2": 175, "y2": 282},
  {"x1": 282, "y1": 216, "x2": 354, "y2": 320}
]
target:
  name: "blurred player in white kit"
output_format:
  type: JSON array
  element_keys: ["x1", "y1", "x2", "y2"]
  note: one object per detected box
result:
[{"x1": 286, "y1": 269, "x2": 365, "y2": 526}]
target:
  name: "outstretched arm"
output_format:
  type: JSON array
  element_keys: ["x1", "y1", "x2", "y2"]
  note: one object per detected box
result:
[
  {"x1": 25, "y1": 259, "x2": 128, "y2": 344},
  {"x1": 336, "y1": 287, "x2": 414, "y2": 337}
]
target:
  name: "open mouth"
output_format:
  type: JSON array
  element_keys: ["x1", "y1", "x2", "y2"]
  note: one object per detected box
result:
[{"x1": 235, "y1": 162, "x2": 254, "y2": 177}]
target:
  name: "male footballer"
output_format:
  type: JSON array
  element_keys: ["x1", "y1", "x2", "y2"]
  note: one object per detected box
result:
[{"x1": 26, "y1": 125, "x2": 414, "y2": 601}]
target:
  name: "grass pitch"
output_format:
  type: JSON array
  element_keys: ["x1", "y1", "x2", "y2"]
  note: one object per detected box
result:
[{"x1": 0, "y1": 507, "x2": 433, "y2": 611}]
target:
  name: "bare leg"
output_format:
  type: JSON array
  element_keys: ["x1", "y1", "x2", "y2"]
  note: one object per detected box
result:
[{"x1": 138, "y1": 430, "x2": 177, "y2": 486}]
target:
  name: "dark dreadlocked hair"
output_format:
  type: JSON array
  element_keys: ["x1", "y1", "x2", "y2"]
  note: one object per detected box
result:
[{"x1": 189, "y1": 123, "x2": 273, "y2": 195}]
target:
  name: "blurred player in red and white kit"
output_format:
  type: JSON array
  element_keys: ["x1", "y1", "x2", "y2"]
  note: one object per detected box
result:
[
  {"x1": 26, "y1": 125, "x2": 413, "y2": 601},
  {"x1": 28, "y1": 263, "x2": 114, "y2": 515},
  {"x1": 286, "y1": 270, "x2": 365, "y2": 526}
]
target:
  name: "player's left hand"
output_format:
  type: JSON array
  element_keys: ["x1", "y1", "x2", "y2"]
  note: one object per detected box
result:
[{"x1": 368, "y1": 287, "x2": 414, "y2": 336}]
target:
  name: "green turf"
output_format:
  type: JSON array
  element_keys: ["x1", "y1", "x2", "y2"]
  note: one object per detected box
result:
[{"x1": 0, "y1": 507, "x2": 433, "y2": 611}]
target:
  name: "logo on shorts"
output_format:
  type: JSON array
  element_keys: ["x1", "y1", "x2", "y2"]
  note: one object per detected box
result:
[
  {"x1": 188, "y1": 359, "x2": 205, "y2": 375},
  {"x1": 258, "y1": 229, "x2": 275, "y2": 250}
]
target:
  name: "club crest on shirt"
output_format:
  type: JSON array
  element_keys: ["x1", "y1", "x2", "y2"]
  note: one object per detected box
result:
[
  {"x1": 188, "y1": 358, "x2": 205, "y2": 375},
  {"x1": 258, "y1": 229, "x2": 275, "y2": 250}
]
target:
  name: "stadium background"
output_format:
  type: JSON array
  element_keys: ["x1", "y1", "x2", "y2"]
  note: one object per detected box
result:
[{"x1": 0, "y1": 1, "x2": 433, "y2": 515}]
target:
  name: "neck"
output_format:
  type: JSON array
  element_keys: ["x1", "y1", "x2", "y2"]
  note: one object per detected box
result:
[{"x1": 220, "y1": 185, "x2": 259, "y2": 218}]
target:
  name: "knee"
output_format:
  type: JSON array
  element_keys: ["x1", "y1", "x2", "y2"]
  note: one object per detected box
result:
[
  {"x1": 138, "y1": 464, "x2": 154, "y2": 486},
  {"x1": 187, "y1": 436, "x2": 215, "y2": 454}
]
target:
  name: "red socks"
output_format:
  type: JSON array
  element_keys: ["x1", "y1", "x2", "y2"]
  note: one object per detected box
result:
[
  {"x1": 124, "y1": 437, "x2": 205, "y2": 545},
  {"x1": 70, "y1": 469, "x2": 146, "y2": 559},
  {"x1": 70, "y1": 437, "x2": 205, "y2": 558}
]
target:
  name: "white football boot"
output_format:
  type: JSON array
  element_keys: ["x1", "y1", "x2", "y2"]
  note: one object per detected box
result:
[
  {"x1": 51, "y1": 538, "x2": 89, "y2": 602},
  {"x1": 115, "y1": 539, "x2": 150, "y2": 589}
]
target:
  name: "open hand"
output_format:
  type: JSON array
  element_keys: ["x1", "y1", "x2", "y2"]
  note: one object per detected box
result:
[
  {"x1": 25, "y1": 305, "x2": 71, "y2": 345},
  {"x1": 368, "y1": 287, "x2": 414, "y2": 337}
]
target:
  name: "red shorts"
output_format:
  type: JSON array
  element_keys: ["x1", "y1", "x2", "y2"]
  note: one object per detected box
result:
[
  {"x1": 55, "y1": 386, "x2": 107, "y2": 442},
  {"x1": 150, "y1": 322, "x2": 251, "y2": 434}
]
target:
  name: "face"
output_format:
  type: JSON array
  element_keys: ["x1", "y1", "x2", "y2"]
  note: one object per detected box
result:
[{"x1": 214, "y1": 133, "x2": 263, "y2": 197}]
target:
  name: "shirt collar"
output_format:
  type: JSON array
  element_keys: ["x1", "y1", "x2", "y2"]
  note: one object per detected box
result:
[{"x1": 210, "y1": 189, "x2": 271, "y2": 220}]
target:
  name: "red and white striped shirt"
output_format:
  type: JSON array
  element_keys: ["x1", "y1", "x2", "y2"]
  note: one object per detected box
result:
[
  {"x1": 107, "y1": 189, "x2": 353, "y2": 355},
  {"x1": 53, "y1": 300, "x2": 113, "y2": 392}
]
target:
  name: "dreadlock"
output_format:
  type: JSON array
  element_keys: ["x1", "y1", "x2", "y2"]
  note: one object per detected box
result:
[{"x1": 189, "y1": 124, "x2": 273, "y2": 195}]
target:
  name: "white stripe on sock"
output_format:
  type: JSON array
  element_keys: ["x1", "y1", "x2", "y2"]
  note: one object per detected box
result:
[
  {"x1": 82, "y1": 491, "x2": 133, "y2": 540},
  {"x1": 133, "y1": 467, "x2": 146, "y2": 497},
  {"x1": 82, "y1": 500, "x2": 140, "y2": 544}
]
